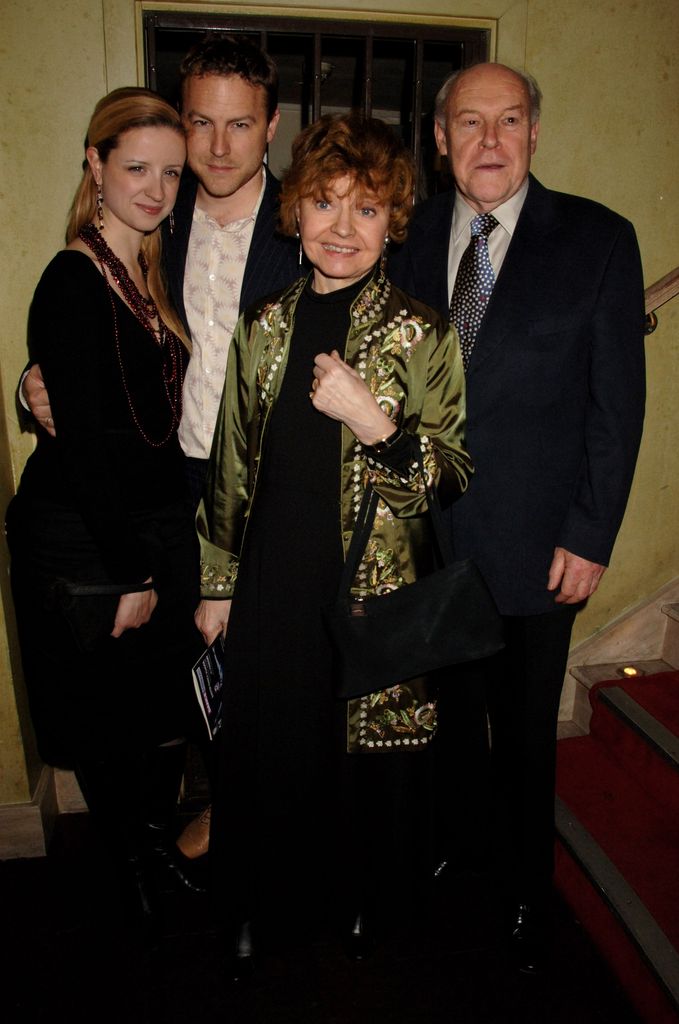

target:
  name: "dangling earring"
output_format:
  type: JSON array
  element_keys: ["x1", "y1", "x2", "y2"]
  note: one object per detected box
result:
[
  {"x1": 169, "y1": 210, "x2": 175, "y2": 236},
  {"x1": 380, "y1": 234, "x2": 390, "y2": 273},
  {"x1": 296, "y1": 229, "x2": 303, "y2": 268},
  {"x1": 96, "y1": 184, "x2": 104, "y2": 231}
]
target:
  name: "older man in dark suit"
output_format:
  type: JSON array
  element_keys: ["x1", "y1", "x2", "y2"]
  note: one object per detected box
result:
[{"x1": 390, "y1": 62, "x2": 645, "y2": 971}]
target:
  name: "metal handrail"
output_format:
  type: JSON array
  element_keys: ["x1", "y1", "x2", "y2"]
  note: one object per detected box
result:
[{"x1": 645, "y1": 265, "x2": 679, "y2": 335}]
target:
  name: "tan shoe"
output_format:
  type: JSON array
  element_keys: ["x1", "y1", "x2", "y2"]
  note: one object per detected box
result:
[{"x1": 176, "y1": 804, "x2": 211, "y2": 859}]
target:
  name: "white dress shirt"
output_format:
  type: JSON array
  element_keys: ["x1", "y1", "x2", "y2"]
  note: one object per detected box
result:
[{"x1": 446, "y1": 179, "x2": 529, "y2": 305}]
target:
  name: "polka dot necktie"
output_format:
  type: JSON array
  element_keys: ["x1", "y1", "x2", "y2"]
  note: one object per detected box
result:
[{"x1": 449, "y1": 213, "x2": 499, "y2": 369}]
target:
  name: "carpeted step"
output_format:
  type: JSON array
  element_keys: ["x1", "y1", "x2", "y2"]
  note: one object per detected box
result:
[
  {"x1": 594, "y1": 669, "x2": 679, "y2": 746},
  {"x1": 555, "y1": 669, "x2": 679, "y2": 1021},
  {"x1": 555, "y1": 823, "x2": 679, "y2": 1024},
  {"x1": 587, "y1": 671, "x2": 679, "y2": 816},
  {"x1": 556, "y1": 734, "x2": 679, "y2": 949}
]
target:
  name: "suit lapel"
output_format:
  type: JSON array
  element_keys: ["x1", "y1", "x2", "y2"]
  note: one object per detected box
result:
[
  {"x1": 466, "y1": 176, "x2": 561, "y2": 376},
  {"x1": 410, "y1": 192, "x2": 454, "y2": 318},
  {"x1": 426, "y1": 193, "x2": 454, "y2": 317},
  {"x1": 241, "y1": 167, "x2": 279, "y2": 311}
]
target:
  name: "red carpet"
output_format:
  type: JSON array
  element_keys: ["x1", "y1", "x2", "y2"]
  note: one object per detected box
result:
[
  {"x1": 555, "y1": 846, "x2": 678, "y2": 1024},
  {"x1": 600, "y1": 669, "x2": 679, "y2": 733},
  {"x1": 587, "y1": 673, "x2": 679, "y2": 818},
  {"x1": 557, "y1": 735, "x2": 679, "y2": 946},
  {"x1": 556, "y1": 669, "x2": 679, "y2": 1022}
]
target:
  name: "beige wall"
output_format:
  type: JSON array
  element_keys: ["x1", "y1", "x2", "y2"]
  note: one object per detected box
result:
[{"x1": 1, "y1": 0, "x2": 678, "y2": 805}]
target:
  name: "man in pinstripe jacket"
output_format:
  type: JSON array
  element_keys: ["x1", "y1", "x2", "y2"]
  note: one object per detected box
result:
[{"x1": 162, "y1": 35, "x2": 300, "y2": 506}]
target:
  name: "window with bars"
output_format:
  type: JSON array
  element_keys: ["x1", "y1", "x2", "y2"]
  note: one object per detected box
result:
[{"x1": 143, "y1": 10, "x2": 490, "y2": 199}]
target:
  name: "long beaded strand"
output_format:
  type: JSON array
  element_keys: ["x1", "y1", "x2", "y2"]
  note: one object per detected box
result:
[{"x1": 79, "y1": 222, "x2": 184, "y2": 447}]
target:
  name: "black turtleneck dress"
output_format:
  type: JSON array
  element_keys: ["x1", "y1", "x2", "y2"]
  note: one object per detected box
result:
[{"x1": 210, "y1": 274, "x2": 437, "y2": 929}]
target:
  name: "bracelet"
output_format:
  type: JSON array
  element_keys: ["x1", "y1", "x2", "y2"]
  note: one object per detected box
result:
[{"x1": 364, "y1": 426, "x2": 403, "y2": 454}]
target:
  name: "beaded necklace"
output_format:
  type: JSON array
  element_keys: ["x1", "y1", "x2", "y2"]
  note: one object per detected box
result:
[{"x1": 79, "y1": 222, "x2": 183, "y2": 448}]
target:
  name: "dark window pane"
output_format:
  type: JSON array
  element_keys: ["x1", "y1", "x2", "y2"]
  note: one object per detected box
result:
[
  {"x1": 319, "y1": 36, "x2": 364, "y2": 116},
  {"x1": 143, "y1": 12, "x2": 490, "y2": 198},
  {"x1": 372, "y1": 38, "x2": 415, "y2": 138}
]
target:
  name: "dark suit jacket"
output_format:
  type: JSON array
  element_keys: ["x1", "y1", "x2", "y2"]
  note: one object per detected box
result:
[
  {"x1": 389, "y1": 174, "x2": 646, "y2": 615},
  {"x1": 161, "y1": 165, "x2": 299, "y2": 337}
]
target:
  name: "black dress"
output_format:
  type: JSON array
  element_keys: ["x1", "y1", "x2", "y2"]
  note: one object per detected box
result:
[
  {"x1": 6, "y1": 251, "x2": 200, "y2": 766},
  {"x1": 211, "y1": 277, "x2": 436, "y2": 930}
]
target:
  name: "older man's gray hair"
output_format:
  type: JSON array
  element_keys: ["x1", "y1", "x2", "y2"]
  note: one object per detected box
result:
[{"x1": 434, "y1": 64, "x2": 542, "y2": 126}]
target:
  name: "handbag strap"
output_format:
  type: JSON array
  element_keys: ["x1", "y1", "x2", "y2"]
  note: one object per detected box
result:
[
  {"x1": 337, "y1": 444, "x2": 454, "y2": 599},
  {"x1": 57, "y1": 580, "x2": 154, "y2": 597}
]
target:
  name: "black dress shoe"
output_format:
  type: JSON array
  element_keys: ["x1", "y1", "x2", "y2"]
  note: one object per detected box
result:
[
  {"x1": 344, "y1": 912, "x2": 375, "y2": 961},
  {"x1": 509, "y1": 903, "x2": 547, "y2": 975},
  {"x1": 143, "y1": 824, "x2": 207, "y2": 894}
]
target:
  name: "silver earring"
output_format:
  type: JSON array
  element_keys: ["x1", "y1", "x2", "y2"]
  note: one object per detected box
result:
[
  {"x1": 296, "y1": 230, "x2": 302, "y2": 268},
  {"x1": 169, "y1": 210, "x2": 175, "y2": 236},
  {"x1": 380, "y1": 234, "x2": 390, "y2": 272},
  {"x1": 96, "y1": 184, "x2": 104, "y2": 231}
]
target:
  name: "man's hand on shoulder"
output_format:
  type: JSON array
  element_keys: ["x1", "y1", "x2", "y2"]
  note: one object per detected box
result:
[
  {"x1": 22, "y1": 363, "x2": 55, "y2": 436},
  {"x1": 547, "y1": 547, "x2": 606, "y2": 605}
]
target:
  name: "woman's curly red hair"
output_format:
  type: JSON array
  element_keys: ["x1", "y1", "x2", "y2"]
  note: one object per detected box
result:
[{"x1": 280, "y1": 113, "x2": 415, "y2": 244}]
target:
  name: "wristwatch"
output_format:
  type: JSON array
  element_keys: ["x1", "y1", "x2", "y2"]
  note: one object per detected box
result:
[{"x1": 365, "y1": 426, "x2": 403, "y2": 454}]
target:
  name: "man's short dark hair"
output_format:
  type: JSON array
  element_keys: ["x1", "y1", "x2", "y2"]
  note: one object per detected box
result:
[{"x1": 179, "y1": 34, "x2": 279, "y2": 120}]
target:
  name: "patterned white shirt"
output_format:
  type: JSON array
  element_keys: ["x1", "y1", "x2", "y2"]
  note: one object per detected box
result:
[{"x1": 178, "y1": 171, "x2": 265, "y2": 460}]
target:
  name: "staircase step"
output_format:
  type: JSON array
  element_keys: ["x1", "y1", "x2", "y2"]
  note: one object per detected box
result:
[
  {"x1": 570, "y1": 659, "x2": 674, "y2": 692},
  {"x1": 662, "y1": 603, "x2": 679, "y2": 625},
  {"x1": 556, "y1": 735, "x2": 679, "y2": 1021},
  {"x1": 570, "y1": 659, "x2": 674, "y2": 732},
  {"x1": 586, "y1": 671, "x2": 679, "y2": 815},
  {"x1": 556, "y1": 800, "x2": 679, "y2": 1023},
  {"x1": 557, "y1": 735, "x2": 679, "y2": 946},
  {"x1": 662, "y1": 604, "x2": 679, "y2": 668},
  {"x1": 596, "y1": 685, "x2": 679, "y2": 771}
]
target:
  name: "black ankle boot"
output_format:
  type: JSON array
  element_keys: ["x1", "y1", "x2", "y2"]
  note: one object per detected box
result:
[
  {"x1": 141, "y1": 743, "x2": 207, "y2": 894},
  {"x1": 142, "y1": 822, "x2": 207, "y2": 894},
  {"x1": 74, "y1": 757, "x2": 160, "y2": 942}
]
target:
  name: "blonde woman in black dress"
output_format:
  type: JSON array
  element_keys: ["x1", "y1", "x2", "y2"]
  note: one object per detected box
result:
[{"x1": 7, "y1": 88, "x2": 202, "y2": 932}]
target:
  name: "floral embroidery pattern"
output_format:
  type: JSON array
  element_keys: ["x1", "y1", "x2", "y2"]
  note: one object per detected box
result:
[
  {"x1": 351, "y1": 269, "x2": 391, "y2": 325},
  {"x1": 256, "y1": 298, "x2": 290, "y2": 402},
  {"x1": 353, "y1": 538, "x2": 405, "y2": 599},
  {"x1": 359, "y1": 312, "x2": 430, "y2": 417},
  {"x1": 200, "y1": 559, "x2": 239, "y2": 595},
  {"x1": 350, "y1": 684, "x2": 437, "y2": 751}
]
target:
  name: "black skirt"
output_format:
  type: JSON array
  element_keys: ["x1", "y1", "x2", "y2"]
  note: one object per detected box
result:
[{"x1": 6, "y1": 495, "x2": 201, "y2": 766}]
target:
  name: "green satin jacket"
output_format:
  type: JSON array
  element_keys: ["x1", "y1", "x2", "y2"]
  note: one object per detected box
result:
[{"x1": 197, "y1": 268, "x2": 473, "y2": 752}]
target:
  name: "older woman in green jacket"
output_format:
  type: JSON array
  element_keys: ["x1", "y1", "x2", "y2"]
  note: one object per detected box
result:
[{"x1": 195, "y1": 113, "x2": 472, "y2": 973}]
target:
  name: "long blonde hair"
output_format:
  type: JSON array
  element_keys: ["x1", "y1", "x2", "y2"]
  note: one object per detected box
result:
[{"x1": 67, "y1": 87, "x2": 189, "y2": 348}]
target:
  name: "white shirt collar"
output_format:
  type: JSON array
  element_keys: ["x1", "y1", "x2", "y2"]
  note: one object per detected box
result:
[{"x1": 452, "y1": 178, "x2": 530, "y2": 242}]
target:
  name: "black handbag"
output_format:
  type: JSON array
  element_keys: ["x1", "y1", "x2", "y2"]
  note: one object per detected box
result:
[
  {"x1": 323, "y1": 463, "x2": 504, "y2": 700},
  {"x1": 51, "y1": 578, "x2": 153, "y2": 654}
]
